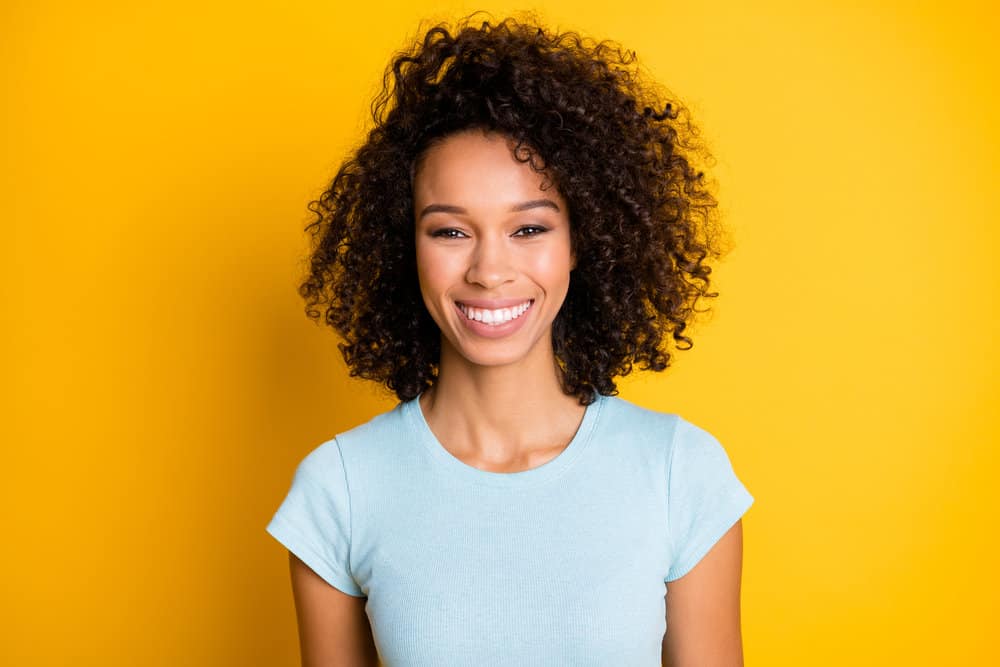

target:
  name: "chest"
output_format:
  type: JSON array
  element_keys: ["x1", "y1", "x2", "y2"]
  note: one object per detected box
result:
[{"x1": 352, "y1": 480, "x2": 670, "y2": 666}]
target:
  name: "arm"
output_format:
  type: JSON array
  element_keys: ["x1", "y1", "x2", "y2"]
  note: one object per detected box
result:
[
  {"x1": 289, "y1": 552, "x2": 380, "y2": 667},
  {"x1": 662, "y1": 519, "x2": 745, "y2": 667}
]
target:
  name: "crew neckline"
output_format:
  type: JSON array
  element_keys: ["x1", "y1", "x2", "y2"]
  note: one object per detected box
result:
[{"x1": 403, "y1": 392, "x2": 606, "y2": 487}]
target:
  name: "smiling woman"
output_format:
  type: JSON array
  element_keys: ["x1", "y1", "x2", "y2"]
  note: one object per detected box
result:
[{"x1": 266, "y1": 15, "x2": 754, "y2": 667}]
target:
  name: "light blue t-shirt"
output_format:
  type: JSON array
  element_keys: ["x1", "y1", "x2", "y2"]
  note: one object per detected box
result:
[{"x1": 266, "y1": 393, "x2": 754, "y2": 666}]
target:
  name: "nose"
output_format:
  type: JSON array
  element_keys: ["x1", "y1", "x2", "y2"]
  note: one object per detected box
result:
[{"x1": 465, "y1": 235, "x2": 515, "y2": 289}]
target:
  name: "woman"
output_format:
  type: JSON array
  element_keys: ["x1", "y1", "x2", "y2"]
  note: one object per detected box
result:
[{"x1": 267, "y1": 16, "x2": 754, "y2": 667}]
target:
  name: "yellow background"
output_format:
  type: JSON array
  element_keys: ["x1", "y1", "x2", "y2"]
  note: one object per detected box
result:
[{"x1": 4, "y1": 0, "x2": 997, "y2": 664}]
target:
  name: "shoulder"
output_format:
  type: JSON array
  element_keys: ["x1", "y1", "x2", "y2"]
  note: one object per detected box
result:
[
  {"x1": 600, "y1": 394, "x2": 679, "y2": 429},
  {"x1": 667, "y1": 415, "x2": 734, "y2": 472},
  {"x1": 334, "y1": 401, "x2": 409, "y2": 450},
  {"x1": 598, "y1": 395, "x2": 730, "y2": 463},
  {"x1": 597, "y1": 394, "x2": 683, "y2": 448},
  {"x1": 296, "y1": 401, "x2": 410, "y2": 480}
]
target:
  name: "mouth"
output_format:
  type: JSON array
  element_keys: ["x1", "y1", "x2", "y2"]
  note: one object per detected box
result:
[{"x1": 455, "y1": 299, "x2": 534, "y2": 326}]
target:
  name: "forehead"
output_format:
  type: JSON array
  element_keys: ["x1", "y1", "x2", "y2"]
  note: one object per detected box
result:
[{"x1": 412, "y1": 131, "x2": 564, "y2": 209}]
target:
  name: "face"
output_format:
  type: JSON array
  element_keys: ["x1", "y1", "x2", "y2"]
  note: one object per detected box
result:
[{"x1": 413, "y1": 130, "x2": 574, "y2": 371}]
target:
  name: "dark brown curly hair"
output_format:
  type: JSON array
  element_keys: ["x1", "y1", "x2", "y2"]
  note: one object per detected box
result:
[{"x1": 300, "y1": 15, "x2": 726, "y2": 405}]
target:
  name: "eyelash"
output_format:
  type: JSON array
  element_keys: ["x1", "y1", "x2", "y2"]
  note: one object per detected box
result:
[
  {"x1": 513, "y1": 225, "x2": 548, "y2": 237},
  {"x1": 430, "y1": 225, "x2": 549, "y2": 239},
  {"x1": 430, "y1": 228, "x2": 467, "y2": 239}
]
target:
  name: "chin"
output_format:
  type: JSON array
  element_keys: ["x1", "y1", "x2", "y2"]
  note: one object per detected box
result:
[
  {"x1": 453, "y1": 344, "x2": 534, "y2": 369},
  {"x1": 442, "y1": 333, "x2": 549, "y2": 370}
]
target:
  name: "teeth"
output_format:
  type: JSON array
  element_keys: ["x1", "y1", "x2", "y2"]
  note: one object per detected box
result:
[{"x1": 458, "y1": 301, "x2": 533, "y2": 326}]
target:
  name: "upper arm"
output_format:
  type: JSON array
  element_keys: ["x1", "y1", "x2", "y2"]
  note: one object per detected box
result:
[
  {"x1": 662, "y1": 519, "x2": 745, "y2": 667},
  {"x1": 289, "y1": 552, "x2": 379, "y2": 667}
]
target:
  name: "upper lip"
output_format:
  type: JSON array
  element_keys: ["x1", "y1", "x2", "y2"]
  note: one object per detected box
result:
[{"x1": 454, "y1": 298, "x2": 534, "y2": 308}]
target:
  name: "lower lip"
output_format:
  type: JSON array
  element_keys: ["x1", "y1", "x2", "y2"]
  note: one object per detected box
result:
[{"x1": 454, "y1": 302, "x2": 533, "y2": 339}]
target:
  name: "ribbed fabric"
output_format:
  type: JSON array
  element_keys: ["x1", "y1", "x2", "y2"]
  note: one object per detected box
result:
[{"x1": 266, "y1": 394, "x2": 754, "y2": 666}]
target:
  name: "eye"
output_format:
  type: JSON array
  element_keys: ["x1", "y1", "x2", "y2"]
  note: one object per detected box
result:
[
  {"x1": 430, "y1": 228, "x2": 468, "y2": 239},
  {"x1": 512, "y1": 225, "x2": 548, "y2": 237}
]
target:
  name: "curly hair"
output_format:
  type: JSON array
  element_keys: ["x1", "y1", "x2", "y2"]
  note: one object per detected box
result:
[{"x1": 300, "y1": 15, "x2": 726, "y2": 405}]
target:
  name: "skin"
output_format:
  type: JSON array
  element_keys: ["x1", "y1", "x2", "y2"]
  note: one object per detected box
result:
[
  {"x1": 663, "y1": 520, "x2": 746, "y2": 666},
  {"x1": 289, "y1": 553, "x2": 378, "y2": 667},
  {"x1": 413, "y1": 129, "x2": 585, "y2": 472},
  {"x1": 287, "y1": 128, "x2": 746, "y2": 666}
]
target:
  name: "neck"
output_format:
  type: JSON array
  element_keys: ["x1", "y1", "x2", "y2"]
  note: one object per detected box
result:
[{"x1": 419, "y1": 336, "x2": 586, "y2": 463}]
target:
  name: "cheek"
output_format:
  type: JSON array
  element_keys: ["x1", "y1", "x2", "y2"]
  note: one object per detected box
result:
[
  {"x1": 415, "y1": 247, "x2": 438, "y2": 299},
  {"x1": 415, "y1": 244, "x2": 459, "y2": 301},
  {"x1": 528, "y1": 242, "x2": 574, "y2": 293}
]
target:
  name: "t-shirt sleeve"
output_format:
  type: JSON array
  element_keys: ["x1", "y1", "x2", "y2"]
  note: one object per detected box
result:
[
  {"x1": 265, "y1": 438, "x2": 365, "y2": 597},
  {"x1": 664, "y1": 417, "x2": 755, "y2": 582}
]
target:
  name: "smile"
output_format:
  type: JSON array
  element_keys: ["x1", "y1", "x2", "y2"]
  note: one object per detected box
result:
[{"x1": 456, "y1": 300, "x2": 534, "y2": 326}]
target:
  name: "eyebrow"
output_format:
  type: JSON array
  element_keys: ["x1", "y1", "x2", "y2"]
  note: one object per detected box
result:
[{"x1": 417, "y1": 199, "x2": 560, "y2": 220}]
